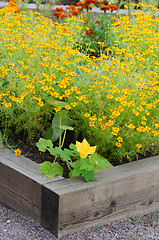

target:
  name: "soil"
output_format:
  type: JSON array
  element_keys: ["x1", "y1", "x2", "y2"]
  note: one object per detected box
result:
[{"x1": 12, "y1": 130, "x2": 159, "y2": 179}]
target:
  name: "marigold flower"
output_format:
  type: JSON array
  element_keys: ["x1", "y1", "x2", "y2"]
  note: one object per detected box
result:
[
  {"x1": 145, "y1": 110, "x2": 150, "y2": 115},
  {"x1": 152, "y1": 131, "x2": 159, "y2": 136},
  {"x1": 89, "y1": 122, "x2": 94, "y2": 127},
  {"x1": 76, "y1": 139, "x2": 96, "y2": 158},
  {"x1": 117, "y1": 137, "x2": 123, "y2": 142},
  {"x1": 71, "y1": 10, "x2": 79, "y2": 16},
  {"x1": 84, "y1": 113, "x2": 90, "y2": 117},
  {"x1": 65, "y1": 105, "x2": 71, "y2": 110},
  {"x1": 85, "y1": 29, "x2": 93, "y2": 35},
  {"x1": 136, "y1": 144, "x2": 142, "y2": 149},
  {"x1": 109, "y1": 4, "x2": 119, "y2": 11},
  {"x1": 67, "y1": 5, "x2": 77, "y2": 10},
  {"x1": 107, "y1": 94, "x2": 113, "y2": 99},
  {"x1": 15, "y1": 149, "x2": 21, "y2": 156},
  {"x1": 54, "y1": 107, "x2": 61, "y2": 112},
  {"x1": 56, "y1": 7, "x2": 64, "y2": 11},
  {"x1": 77, "y1": 1, "x2": 85, "y2": 7},
  {"x1": 116, "y1": 142, "x2": 121, "y2": 147},
  {"x1": 155, "y1": 123, "x2": 159, "y2": 128},
  {"x1": 127, "y1": 124, "x2": 135, "y2": 129},
  {"x1": 100, "y1": 5, "x2": 110, "y2": 11},
  {"x1": 59, "y1": 12, "x2": 67, "y2": 19}
]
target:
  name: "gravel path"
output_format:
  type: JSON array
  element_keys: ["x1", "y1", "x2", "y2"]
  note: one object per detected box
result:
[{"x1": 0, "y1": 203, "x2": 159, "y2": 240}]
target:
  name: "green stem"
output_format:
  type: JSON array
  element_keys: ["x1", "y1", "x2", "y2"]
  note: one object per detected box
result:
[
  {"x1": 61, "y1": 129, "x2": 67, "y2": 149},
  {"x1": 65, "y1": 159, "x2": 72, "y2": 171},
  {"x1": 59, "y1": 111, "x2": 62, "y2": 148},
  {"x1": 53, "y1": 156, "x2": 57, "y2": 165}
]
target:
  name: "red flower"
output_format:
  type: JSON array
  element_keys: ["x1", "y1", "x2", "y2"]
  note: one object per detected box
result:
[
  {"x1": 71, "y1": 9, "x2": 79, "y2": 16},
  {"x1": 100, "y1": 4, "x2": 119, "y2": 11},
  {"x1": 109, "y1": 4, "x2": 119, "y2": 10},
  {"x1": 77, "y1": 1, "x2": 85, "y2": 7},
  {"x1": 67, "y1": 5, "x2": 77, "y2": 10},
  {"x1": 59, "y1": 12, "x2": 67, "y2": 19},
  {"x1": 53, "y1": 11, "x2": 60, "y2": 17},
  {"x1": 85, "y1": 29, "x2": 93, "y2": 35},
  {"x1": 56, "y1": 7, "x2": 64, "y2": 11},
  {"x1": 100, "y1": 5, "x2": 110, "y2": 11}
]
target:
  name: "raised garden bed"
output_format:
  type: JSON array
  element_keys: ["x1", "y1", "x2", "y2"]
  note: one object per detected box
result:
[{"x1": 0, "y1": 147, "x2": 159, "y2": 238}]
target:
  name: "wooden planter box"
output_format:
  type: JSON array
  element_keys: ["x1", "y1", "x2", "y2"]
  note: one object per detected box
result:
[{"x1": 0, "y1": 147, "x2": 159, "y2": 238}]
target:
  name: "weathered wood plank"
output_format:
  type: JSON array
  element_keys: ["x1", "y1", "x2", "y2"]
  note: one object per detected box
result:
[
  {"x1": 0, "y1": 186, "x2": 41, "y2": 222},
  {"x1": 42, "y1": 155, "x2": 159, "y2": 238},
  {"x1": 1, "y1": 147, "x2": 159, "y2": 239},
  {"x1": 0, "y1": 148, "x2": 63, "y2": 224}
]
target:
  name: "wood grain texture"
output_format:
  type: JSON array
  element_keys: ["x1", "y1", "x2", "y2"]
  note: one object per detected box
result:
[
  {"x1": 0, "y1": 148, "x2": 159, "y2": 239},
  {"x1": 0, "y1": 185, "x2": 41, "y2": 222},
  {"x1": 0, "y1": 148, "x2": 63, "y2": 223},
  {"x1": 43, "y1": 155, "x2": 159, "y2": 238}
]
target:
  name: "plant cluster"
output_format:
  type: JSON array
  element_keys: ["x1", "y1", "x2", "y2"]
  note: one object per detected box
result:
[{"x1": 0, "y1": 2, "x2": 158, "y2": 181}]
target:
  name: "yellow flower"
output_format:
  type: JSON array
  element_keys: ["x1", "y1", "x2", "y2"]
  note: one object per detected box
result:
[
  {"x1": 136, "y1": 144, "x2": 142, "y2": 149},
  {"x1": 117, "y1": 137, "x2": 123, "y2": 142},
  {"x1": 84, "y1": 113, "x2": 90, "y2": 118},
  {"x1": 76, "y1": 139, "x2": 96, "y2": 159},
  {"x1": 116, "y1": 142, "x2": 121, "y2": 147},
  {"x1": 127, "y1": 124, "x2": 135, "y2": 129},
  {"x1": 54, "y1": 107, "x2": 61, "y2": 112},
  {"x1": 15, "y1": 149, "x2": 21, "y2": 156}
]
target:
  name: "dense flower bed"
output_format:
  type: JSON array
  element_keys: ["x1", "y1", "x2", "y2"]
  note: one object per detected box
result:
[{"x1": 0, "y1": 2, "x2": 158, "y2": 165}]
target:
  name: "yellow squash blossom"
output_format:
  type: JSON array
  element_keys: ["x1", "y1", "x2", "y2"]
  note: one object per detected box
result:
[{"x1": 76, "y1": 139, "x2": 96, "y2": 159}]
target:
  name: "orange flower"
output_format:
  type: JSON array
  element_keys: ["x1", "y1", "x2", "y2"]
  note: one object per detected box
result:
[
  {"x1": 54, "y1": 107, "x2": 61, "y2": 112},
  {"x1": 136, "y1": 144, "x2": 142, "y2": 149},
  {"x1": 100, "y1": 5, "x2": 110, "y2": 11},
  {"x1": 67, "y1": 5, "x2": 77, "y2": 10},
  {"x1": 84, "y1": 113, "x2": 90, "y2": 117},
  {"x1": 77, "y1": 1, "x2": 85, "y2": 7},
  {"x1": 116, "y1": 142, "x2": 121, "y2": 147},
  {"x1": 109, "y1": 4, "x2": 119, "y2": 11},
  {"x1": 59, "y1": 12, "x2": 67, "y2": 19},
  {"x1": 71, "y1": 10, "x2": 79, "y2": 16},
  {"x1": 127, "y1": 124, "x2": 135, "y2": 129},
  {"x1": 89, "y1": 122, "x2": 94, "y2": 127},
  {"x1": 15, "y1": 149, "x2": 21, "y2": 156},
  {"x1": 56, "y1": 7, "x2": 64, "y2": 11},
  {"x1": 117, "y1": 137, "x2": 123, "y2": 142},
  {"x1": 85, "y1": 29, "x2": 93, "y2": 35},
  {"x1": 65, "y1": 105, "x2": 71, "y2": 110}
]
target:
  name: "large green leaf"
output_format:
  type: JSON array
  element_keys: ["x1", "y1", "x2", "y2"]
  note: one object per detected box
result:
[
  {"x1": 90, "y1": 153, "x2": 113, "y2": 171},
  {"x1": 44, "y1": 126, "x2": 53, "y2": 140},
  {"x1": 51, "y1": 110, "x2": 73, "y2": 142},
  {"x1": 36, "y1": 138, "x2": 53, "y2": 152},
  {"x1": 40, "y1": 161, "x2": 63, "y2": 179}
]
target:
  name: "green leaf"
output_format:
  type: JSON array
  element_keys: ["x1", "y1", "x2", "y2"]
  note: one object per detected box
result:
[
  {"x1": 44, "y1": 126, "x2": 53, "y2": 140},
  {"x1": 36, "y1": 138, "x2": 53, "y2": 152},
  {"x1": 89, "y1": 153, "x2": 113, "y2": 171},
  {"x1": 48, "y1": 147, "x2": 63, "y2": 156},
  {"x1": 71, "y1": 168, "x2": 81, "y2": 177},
  {"x1": 82, "y1": 170, "x2": 97, "y2": 182},
  {"x1": 40, "y1": 161, "x2": 63, "y2": 179},
  {"x1": 69, "y1": 143, "x2": 76, "y2": 150},
  {"x1": 40, "y1": 161, "x2": 52, "y2": 173},
  {"x1": 60, "y1": 125, "x2": 74, "y2": 131},
  {"x1": 52, "y1": 110, "x2": 73, "y2": 142},
  {"x1": 80, "y1": 158, "x2": 94, "y2": 171}
]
